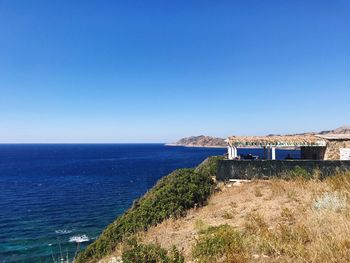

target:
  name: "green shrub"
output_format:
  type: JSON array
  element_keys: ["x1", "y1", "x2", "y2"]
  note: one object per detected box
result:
[
  {"x1": 192, "y1": 224, "x2": 249, "y2": 263},
  {"x1": 76, "y1": 166, "x2": 215, "y2": 262},
  {"x1": 122, "y1": 239, "x2": 184, "y2": 263},
  {"x1": 195, "y1": 156, "x2": 224, "y2": 178},
  {"x1": 285, "y1": 165, "x2": 311, "y2": 180}
]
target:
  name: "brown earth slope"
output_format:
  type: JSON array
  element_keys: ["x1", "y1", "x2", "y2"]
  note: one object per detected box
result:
[{"x1": 100, "y1": 174, "x2": 350, "y2": 263}]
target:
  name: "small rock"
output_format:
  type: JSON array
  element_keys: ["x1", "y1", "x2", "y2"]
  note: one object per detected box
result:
[{"x1": 108, "y1": 256, "x2": 123, "y2": 263}]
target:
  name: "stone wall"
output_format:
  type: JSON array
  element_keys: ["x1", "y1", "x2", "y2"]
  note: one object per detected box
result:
[
  {"x1": 217, "y1": 159, "x2": 350, "y2": 181},
  {"x1": 324, "y1": 140, "x2": 350, "y2": 160}
]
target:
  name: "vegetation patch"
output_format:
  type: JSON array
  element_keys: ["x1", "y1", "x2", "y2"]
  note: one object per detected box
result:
[
  {"x1": 325, "y1": 171, "x2": 350, "y2": 192},
  {"x1": 284, "y1": 165, "x2": 311, "y2": 180},
  {"x1": 122, "y1": 239, "x2": 184, "y2": 263},
  {"x1": 192, "y1": 224, "x2": 249, "y2": 263},
  {"x1": 222, "y1": 211, "x2": 235, "y2": 220},
  {"x1": 195, "y1": 156, "x2": 224, "y2": 178}
]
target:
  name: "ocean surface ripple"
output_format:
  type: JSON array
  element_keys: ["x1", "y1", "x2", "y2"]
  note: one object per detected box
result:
[{"x1": 0, "y1": 144, "x2": 227, "y2": 262}]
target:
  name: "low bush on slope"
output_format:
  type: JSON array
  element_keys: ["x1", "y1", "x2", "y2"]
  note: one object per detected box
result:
[
  {"x1": 195, "y1": 155, "x2": 224, "y2": 178},
  {"x1": 192, "y1": 224, "x2": 249, "y2": 263},
  {"x1": 122, "y1": 239, "x2": 184, "y2": 263},
  {"x1": 76, "y1": 157, "x2": 219, "y2": 263}
]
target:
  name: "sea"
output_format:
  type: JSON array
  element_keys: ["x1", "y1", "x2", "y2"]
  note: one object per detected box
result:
[{"x1": 0, "y1": 144, "x2": 299, "y2": 262}]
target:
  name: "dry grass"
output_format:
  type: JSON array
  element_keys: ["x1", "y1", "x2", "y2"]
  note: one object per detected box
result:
[{"x1": 100, "y1": 172, "x2": 350, "y2": 263}]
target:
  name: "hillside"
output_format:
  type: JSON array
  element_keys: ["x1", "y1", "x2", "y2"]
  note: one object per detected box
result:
[
  {"x1": 75, "y1": 157, "x2": 223, "y2": 263},
  {"x1": 100, "y1": 172, "x2": 350, "y2": 263},
  {"x1": 318, "y1": 125, "x2": 350, "y2": 135},
  {"x1": 169, "y1": 136, "x2": 226, "y2": 148}
]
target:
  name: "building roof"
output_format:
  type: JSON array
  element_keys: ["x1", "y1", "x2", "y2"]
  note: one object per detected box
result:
[
  {"x1": 317, "y1": 134, "x2": 350, "y2": 140},
  {"x1": 227, "y1": 135, "x2": 327, "y2": 147}
]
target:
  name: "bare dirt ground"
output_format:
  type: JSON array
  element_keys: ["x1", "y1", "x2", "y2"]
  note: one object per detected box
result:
[{"x1": 138, "y1": 180, "x2": 312, "y2": 261}]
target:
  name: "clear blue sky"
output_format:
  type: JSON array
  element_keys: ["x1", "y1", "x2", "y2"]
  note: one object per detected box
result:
[{"x1": 0, "y1": 0, "x2": 349, "y2": 143}]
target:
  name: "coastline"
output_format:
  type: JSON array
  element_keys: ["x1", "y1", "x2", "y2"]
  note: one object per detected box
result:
[
  {"x1": 165, "y1": 143, "x2": 226, "y2": 149},
  {"x1": 165, "y1": 144, "x2": 297, "y2": 150}
]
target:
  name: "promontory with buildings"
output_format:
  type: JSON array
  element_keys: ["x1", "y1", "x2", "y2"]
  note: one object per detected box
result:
[
  {"x1": 171, "y1": 126, "x2": 350, "y2": 148},
  {"x1": 77, "y1": 126, "x2": 350, "y2": 263}
]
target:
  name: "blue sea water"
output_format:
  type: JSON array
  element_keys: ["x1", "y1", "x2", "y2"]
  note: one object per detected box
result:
[
  {"x1": 0, "y1": 144, "x2": 226, "y2": 263},
  {"x1": 0, "y1": 144, "x2": 299, "y2": 262}
]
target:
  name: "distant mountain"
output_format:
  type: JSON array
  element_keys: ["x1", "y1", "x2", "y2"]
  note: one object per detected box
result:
[
  {"x1": 318, "y1": 126, "x2": 350, "y2": 135},
  {"x1": 169, "y1": 135, "x2": 226, "y2": 148},
  {"x1": 271, "y1": 126, "x2": 350, "y2": 137}
]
